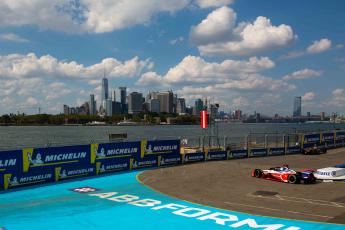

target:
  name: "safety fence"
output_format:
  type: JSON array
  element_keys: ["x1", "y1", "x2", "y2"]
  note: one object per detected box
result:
[{"x1": 1, "y1": 130, "x2": 345, "y2": 192}]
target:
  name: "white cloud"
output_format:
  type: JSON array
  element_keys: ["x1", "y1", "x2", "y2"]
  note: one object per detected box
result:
[
  {"x1": 26, "y1": 96, "x2": 39, "y2": 106},
  {"x1": 191, "y1": 7, "x2": 296, "y2": 56},
  {"x1": 0, "y1": 52, "x2": 153, "y2": 114},
  {"x1": 165, "y1": 55, "x2": 275, "y2": 84},
  {"x1": 281, "y1": 38, "x2": 333, "y2": 59},
  {"x1": 135, "y1": 54, "x2": 296, "y2": 113},
  {"x1": 302, "y1": 92, "x2": 315, "y2": 101},
  {"x1": 169, "y1": 36, "x2": 184, "y2": 45},
  {"x1": 190, "y1": 6, "x2": 237, "y2": 45},
  {"x1": 283, "y1": 69, "x2": 322, "y2": 81},
  {"x1": 195, "y1": 0, "x2": 234, "y2": 8},
  {"x1": 232, "y1": 96, "x2": 249, "y2": 108},
  {"x1": 307, "y1": 38, "x2": 332, "y2": 54},
  {"x1": 0, "y1": 33, "x2": 30, "y2": 43},
  {"x1": 329, "y1": 88, "x2": 345, "y2": 107},
  {"x1": 0, "y1": 0, "x2": 228, "y2": 34},
  {"x1": 0, "y1": 53, "x2": 153, "y2": 80}
]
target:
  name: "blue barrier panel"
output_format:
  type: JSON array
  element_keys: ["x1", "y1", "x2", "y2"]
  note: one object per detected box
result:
[
  {"x1": 95, "y1": 157, "x2": 130, "y2": 175},
  {"x1": 336, "y1": 131, "x2": 345, "y2": 140},
  {"x1": 158, "y1": 155, "x2": 181, "y2": 167},
  {"x1": 131, "y1": 154, "x2": 158, "y2": 170},
  {"x1": 322, "y1": 132, "x2": 334, "y2": 142},
  {"x1": 286, "y1": 146, "x2": 301, "y2": 154},
  {"x1": 54, "y1": 164, "x2": 95, "y2": 182},
  {"x1": 335, "y1": 139, "x2": 345, "y2": 147},
  {"x1": 91, "y1": 141, "x2": 140, "y2": 163},
  {"x1": 269, "y1": 147, "x2": 285, "y2": 155},
  {"x1": 303, "y1": 133, "x2": 320, "y2": 144},
  {"x1": 250, "y1": 148, "x2": 267, "y2": 157},
  {"x1": 206, "y1": 151, "x2": 227, "y2": 161},
  {"x1": 325, "y1": 141, "x2": 335, "y2": 149},
  {"x1": 22, "y1": 144, "x2": 91, "y2": 173},
  {"x1": 1, "y1": 167, "x2": 54, "y2": 191},
  {"x1": 140, "y1": 139, "x2": 180, "y2": 158},
  {"x1": 230, "y1": 149, "x2": 248, "y2": 158},
  {"x1": 183, "y1": 152, "x2": 205, "y2": 163},
  {"x1": 0, "y1": 150, "x2": 22, "y2": 173}
]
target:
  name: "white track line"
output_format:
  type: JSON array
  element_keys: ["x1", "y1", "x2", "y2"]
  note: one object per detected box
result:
[
  {"x1": 224, "y1": 201, "x2": 332, "y2": 219},
  {"x1": 247, "y1": 194, "x2": 345, "y2": 208}
]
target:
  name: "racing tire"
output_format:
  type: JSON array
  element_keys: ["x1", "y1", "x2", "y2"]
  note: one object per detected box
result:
[
  {"x1": 288, "y1": 174, "x2": 300, "y2": 184},
  {"x1": 253, "y1": 169, "x2": 263, "y2": 178}
]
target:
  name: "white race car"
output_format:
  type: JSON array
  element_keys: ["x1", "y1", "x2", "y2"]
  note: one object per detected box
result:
[{"x1": 313, "y1": 164, "x2": 345, "y2": 181}]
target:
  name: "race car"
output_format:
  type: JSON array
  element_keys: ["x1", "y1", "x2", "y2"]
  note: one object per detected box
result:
[
  {"x1": 301, "y1": 144, "x2": 327, "y2": 155},
  {"x1": 252, "y1": 165, "x2": 316, "y2": 184},
  {"x1": 313, "y1": 164, "x2": 345, "y2": 181}
]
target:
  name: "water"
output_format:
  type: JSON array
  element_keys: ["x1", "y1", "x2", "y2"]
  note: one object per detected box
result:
[{"x1": 0, "y1": 123, "x2": 345, "y2": 151}]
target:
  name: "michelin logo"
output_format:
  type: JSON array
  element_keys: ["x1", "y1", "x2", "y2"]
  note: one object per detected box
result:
[
  {"x1": 96, "y1": 162, "x2": 128, "y2": 174},
  {"x1": 4, "y1": 173, "x2": 52, "y2": 189},
  {"x1": 160, "y1": 157, "x2": 180, "y2": 166},
  {"x1": 144, "y1": 144, "x2": 178, "y2": 154},
  {"x1": 0, "y1": 158, "x2": 16, "y2": 168},
  {"x1": 185, "y1": 154, "x2": 204, "y2": 162},
  {"x1": 27, "y1": 151, "x2": 87, "y2": 166},
  {"x1": 56, "y1": 167, "x2": 94, "y2": 181},
  {"x1": 87, "y1": 191, "x2": 300, "y2": 230},
  {"x1": 132, "y1": 159, "x2": 157, "y2": 169},
  {"x1": 96, "y1": 146, "x2": 138, "y2": 158}
]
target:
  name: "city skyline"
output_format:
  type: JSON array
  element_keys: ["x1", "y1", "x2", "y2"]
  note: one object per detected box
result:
[{"x1": 0, "y1": 1, "x2": 345, "y2": 115}]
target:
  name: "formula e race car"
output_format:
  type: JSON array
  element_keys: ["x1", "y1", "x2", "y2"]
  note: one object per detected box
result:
[
  {"x1": 301, "y1": 144, "x2": 327, "y2": 155},
  {"x1": 313, "y1": 164, "x2": 345, "y2": 181},
  {"x1": 252, "y1": 166, "x2": 316, "y2": 184}
]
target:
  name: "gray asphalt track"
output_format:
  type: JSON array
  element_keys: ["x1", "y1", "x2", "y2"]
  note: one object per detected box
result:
[{"x1": 140, "y1": 148, "x2": 345, "y2": 224}]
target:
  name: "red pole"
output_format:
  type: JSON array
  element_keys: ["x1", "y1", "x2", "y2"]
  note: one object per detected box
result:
[{"x1": 200, "y1": 110, "x2": 208, "y2": 129}]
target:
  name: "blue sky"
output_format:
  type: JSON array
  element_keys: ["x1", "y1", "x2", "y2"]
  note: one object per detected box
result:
[{"x1": 0, "y1": 0, "x2": 344, "y2": 115}]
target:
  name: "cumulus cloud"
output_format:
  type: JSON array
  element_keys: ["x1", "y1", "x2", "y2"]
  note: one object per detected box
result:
[
  {"x1": 329, "y1": 88, "x2": 345, "y2": 107},
  {"x1": 169, "y1": 36, "x2": 184, "y2": 45},
  {"x1": 137, "y1": 55, "x2": 275, "y2": 86},
  {"x1": 0, "y1": 52, "x2": 153, "y2": 114},
  {"x1": 190, "y1": 6, "x2": 237, "y2": 45},
  {"x1": 0, "y1": 33, "x2": 30, "y2": 43},
  {"x1": 307, "y1": 38, "x2": 332, "y2": 54},
  {"x1": 195, "y1": 0, "x2": 234, "y2": 8},
  {"x1": 190, "y1": 7, "x2": 296, "y2": 56},
  {"x1": 281, "y1": 38, "x2": 333, "y2": 59},
  {"x1": 0, "y1": 0, "x2": 232, "y2": 34},
  {"x1": 0, "y1": 53, "x2": 153, "y2": 80},
  {"x1": 282, "y1": 69, "x2": 322, "y2": 81},
  {"x1": 302, "y1": 92, "x2": 315, "y2": 101}
]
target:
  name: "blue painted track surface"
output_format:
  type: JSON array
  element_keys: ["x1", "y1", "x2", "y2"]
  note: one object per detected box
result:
[{"x1": 0, "y1": 171, "x2": 344, "y2": 230}]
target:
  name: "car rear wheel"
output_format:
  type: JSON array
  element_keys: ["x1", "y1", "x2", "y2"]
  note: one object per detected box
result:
[
  {"x1": 253, "y1": 169, "x2": 263, "y2": 178},
  {"x1": 288, "y1": 174, "x2": 300, "y2": 184}
]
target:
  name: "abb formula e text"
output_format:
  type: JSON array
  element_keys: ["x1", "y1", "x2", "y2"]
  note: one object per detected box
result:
[{"x1": 252, "y1": 166, "x2": 316, "y2": 184}]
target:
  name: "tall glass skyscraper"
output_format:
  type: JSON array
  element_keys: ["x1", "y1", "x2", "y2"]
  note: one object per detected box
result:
[
  {"x1": 293, "y1": 96, "x2": 302, "y2": 117},
  {"x1": 101, "y1": 76, "x2": 109, "y2": 109}
]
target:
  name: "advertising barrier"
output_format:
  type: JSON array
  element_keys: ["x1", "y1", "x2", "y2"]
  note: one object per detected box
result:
[
  {"x1": 0, "y1": 150, "x2": 22, "y2": 173},
  {"x1": 286, "y1": 146, "x2": 301, "y2": 154},
  {"x1": 158, "y1": 155, "x2": 181, "y2": 167},
  {"x1": 336, "y1": 131, "x2": 345, "y2": 140},
  {"x1": 269, "y1": 147, "x2": 285, "y2": 156},
  {"x1": 183, "y1": 152, "x2": 205, "y2": 163},
  {"x1": 0, "y1": 130, "x2": 344, "y2": 192},
  {"x1": 230, "y1": 149, "x2": 248, "y2": 158},
  {"x1": 250, "y1": 148, "x2": 267, "y2": 157},
  {"x1": 206, "y1": 151, "x2": 227, "y2": 161}
]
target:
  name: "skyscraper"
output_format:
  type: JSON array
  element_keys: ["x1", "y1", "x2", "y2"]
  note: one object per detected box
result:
[
  {"x1": 194, "y1": 99, "x2": 204, "y2": 116},
  {"x1": 157, "y1": 91, "x2": 173, "y2": 113},
  {"x1": 128, "y1": 92, "x2": 143, "y2": 114},
  {"x1": 176, "y1": 98, "x2": 186, "y2": 114},
  {"x1": 101, "y1": 77, "x2": 109, "y2": 102},
  {"x1": 119, "y1": 87, "x2": 127, "y2": 105},
  {"x1": 112, "y1": 90, "x2": 116, "y2": 102},
  {"x1": 106, "y1": 98, "x2": 113, "y2": 117},
  {"x1": 90, "y1": 94, "x2": 97, "y2": 115},
  {"x1": 293, "y1": 96, "x2": 302, "y2": 117}
]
